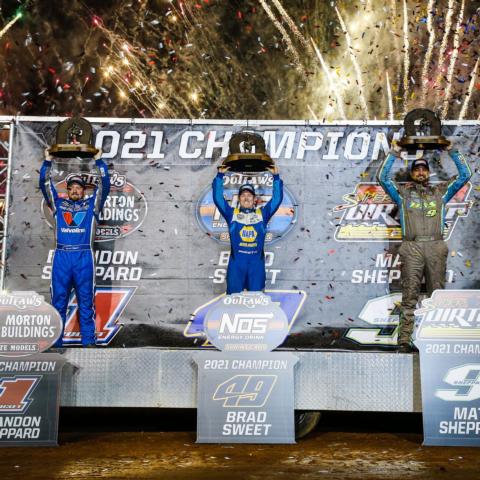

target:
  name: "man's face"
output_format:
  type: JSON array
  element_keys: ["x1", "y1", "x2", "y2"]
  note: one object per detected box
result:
[
  {"x1": 67, "y1": 183, "x2": 85, "y2": 201},
  {"x1": 239, "y1": 191, "x2": 255, "y2": 209},
  {"x1": 410, "y1": 166, "x2": 429, "y2": 184}
]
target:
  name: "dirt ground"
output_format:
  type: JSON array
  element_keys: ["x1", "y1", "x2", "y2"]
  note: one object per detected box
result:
[{"x1": 0, "y1": 411, "x2": 479, "y2": 480}]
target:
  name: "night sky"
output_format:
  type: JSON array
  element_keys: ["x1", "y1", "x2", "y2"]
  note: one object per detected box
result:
[{"x1": 0, "y1": 0, "x2": 479, "y2": 120}]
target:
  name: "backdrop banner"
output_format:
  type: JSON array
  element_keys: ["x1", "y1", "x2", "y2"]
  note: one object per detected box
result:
[{"x1": 6, "y1": 119, "x2": 480, "y2": 350}]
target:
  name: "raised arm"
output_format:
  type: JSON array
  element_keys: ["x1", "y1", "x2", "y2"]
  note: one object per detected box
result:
[
  {"x1": 376, "y1": 152, "x2": 402, "y2": 204},
  {"x1": 262, "y1": 173, "x2": 283, "y2": 224},
  {"x1": 39, "y1": 149, "x2": 59, "y2": 212},
  {"x1": 93, "y1": 154, "x2": 111, "y2": 215},
  {"x1": 442, "y1": 149, "x2": 472, "y2": 203},
  {"x1": 212, "y1": 170, "x2": 233, "y2": 223}
]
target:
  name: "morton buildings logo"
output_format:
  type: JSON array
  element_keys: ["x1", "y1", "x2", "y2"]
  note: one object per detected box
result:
[
  {"x1": 333, "y1": 182, "x2": 472, "y2": 242},
  {"x1": 196, "y1": 173, "x2": 297, "y2": 244},
  {"x1": 42, "y1": 170, "x2": 148, "y2": 242}
]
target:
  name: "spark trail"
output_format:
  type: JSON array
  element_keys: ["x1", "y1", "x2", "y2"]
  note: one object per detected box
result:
[
  {"x1": 458, "y1": 57, "x2": 480, "y2": 121},
  {"x1": 259, "y1": 0, "x2": 306, "y2": 76},
  {"x1": 420, "y1": 0, "x2": 436, "y2": 105},
  {"x1": 436, "y1": 0, "x2": 456, "y2": 95},
  {"x1": 334, "y1": 6, "x2": 369, "y2": 118},
  {"x1": 441, "y1": 0, "x2": 465, "y2": 118},
  {"x1": 402, "y1": 0, "x2": 410, "y2": 115},
  {"x1": 0, "y1": 12, "x2": 22, "y2": 40},
  {"x1": 272, "y1": 0, "x2": 312, "y2": 53},
  {"x1": 310, "y1": 37, "x2": 346, "y2": 120},
  {"x1": 386, "y1": 71, "x2": 394, "y2": 121}
]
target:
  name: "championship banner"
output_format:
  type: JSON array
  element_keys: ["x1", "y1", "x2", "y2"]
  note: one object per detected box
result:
[
  {"x1": 5, "y1": 118, "x2": 480, "y2": 350},
  {"x1": 415, "y1": 290, "x2": 480, "y2": 447}
]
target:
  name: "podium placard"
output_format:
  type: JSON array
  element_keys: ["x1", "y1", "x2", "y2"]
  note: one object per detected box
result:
[
  {"x1": 414, "y1": 290, "x2": 480, "y2": 446},
  {"x1": 195, "y1": 292, "x2": 297, "y2": 444}
]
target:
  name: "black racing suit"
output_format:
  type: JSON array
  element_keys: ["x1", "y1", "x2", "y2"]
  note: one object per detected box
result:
[{"x1": 377, "y1": 150, "x2": 472, "y2": 345}]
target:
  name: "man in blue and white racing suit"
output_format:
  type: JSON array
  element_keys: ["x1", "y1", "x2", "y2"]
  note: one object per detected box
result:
[
  {"x1": 40, "y1": 148, "x2": 110, "y2": 347},
  {"x1": 213, "y1": 165, "x2": 283, "y2": 294}
]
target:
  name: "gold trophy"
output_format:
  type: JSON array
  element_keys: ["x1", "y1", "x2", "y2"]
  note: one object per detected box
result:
[
  {"x1": 48, "y1": 117, "x2": 99, "y2": 158},
  {"x1": 398, "y1": 109, "x2": 450, "y2": 152},
  {"x1": 221, "y1": 131, "x2": 275, "y2": 173}
]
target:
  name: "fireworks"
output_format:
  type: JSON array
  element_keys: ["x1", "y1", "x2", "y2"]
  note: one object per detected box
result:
[
  {"x1": 0, "y1": 11, "x2": 22, "y2": 40},
  {"x1": 0, "y1": 1, "x2": 478, "y2": 120},
  {"x1": 441, "y1": 0, "x2": 466, "y2": 118}
]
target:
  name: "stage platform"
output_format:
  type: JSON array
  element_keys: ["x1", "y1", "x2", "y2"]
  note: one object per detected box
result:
[{"x1": 60, "y1": 349, "x2": 422, "y2": 412}]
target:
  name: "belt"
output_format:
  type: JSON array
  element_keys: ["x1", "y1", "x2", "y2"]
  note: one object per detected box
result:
[
  {"x1": 414, "y1": 235, "x2": 440, "y2": 242},
  {"x1": 56, "y1": 244, "x2": 91, "y2": 251}
]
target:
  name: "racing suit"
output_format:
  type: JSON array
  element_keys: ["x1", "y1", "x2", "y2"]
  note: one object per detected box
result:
[
  {"x1": 212, "y1": 173, "x2": 283, "y2": 294},
  {"x1": 377, "y1": 150, "x2": 471, "y2": 345},
  {"x1": 39, "y1": 159, "x2": 110, "y2": 346}
]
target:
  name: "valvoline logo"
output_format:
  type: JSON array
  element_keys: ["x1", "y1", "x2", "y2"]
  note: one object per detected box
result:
[
  {"x1": 184, "y1": 290, "x2": 307, "y2": 347},
  {"x1": 59, "y1": 286, "x2": 136, "y2": 346},
  {"x1": 62, "y1": 211, "x2": 86, "y2": 227},
  {"x1": 196, "y1": 173, "x2": 297, "y2": 244}
]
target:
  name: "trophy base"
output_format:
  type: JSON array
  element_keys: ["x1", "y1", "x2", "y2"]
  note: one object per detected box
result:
[
  {"x1": 48, "y1": 144, "x2": 99, "y2": 159},
  {"x1": 398, "y1": 135, "x2": 450, "y2": 151},
  {"x1": 222, "y1": 154, "x2": 275, "y2": 173}
]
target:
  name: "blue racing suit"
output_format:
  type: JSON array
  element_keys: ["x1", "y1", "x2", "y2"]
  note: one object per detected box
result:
[
  {"x1": 212, "y1": 173, "x2": 283, "y2": 294},
  {"x1": 39, "y1": 159, "x2": 110, "y2": 346}
]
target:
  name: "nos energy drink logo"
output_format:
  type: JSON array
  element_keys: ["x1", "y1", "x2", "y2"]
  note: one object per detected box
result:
[
  {"x1": 42, "y1": 170, "x2": 147, "y2": 242},
  {"x1": 196, "y1": 173, "x2": 297, "y2": 244}
]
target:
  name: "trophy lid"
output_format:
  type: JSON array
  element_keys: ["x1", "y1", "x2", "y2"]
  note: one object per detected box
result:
[
  {"x1": 49, "y1": 117, "x2": 98, "y2": 158},
  {"x1": 403, "y1": 108, "x2": 442, "y2": 137},
  {"x1": 55, "y1": 117, "x2": 93, "y2": 145},
  {"x1": 223, "y1": 132, "x2": 274, "y2": 173},
  {"x1": 224, "y1": 131, "x2": 273, "y2": 163}
]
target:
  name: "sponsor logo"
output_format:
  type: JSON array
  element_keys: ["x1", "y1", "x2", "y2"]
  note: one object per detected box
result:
[
  {"x1": 184, "y1": 290, "x2": 306, "y2": 347},
  {"x1": 213, "y1": 375, "x2": 277, "y2": 407},
  {"x1": 345, "y1": 293, "x2": 401, "y2": 346},
  {"x1": 219, "y1": 313, "x2": 273, "y2": 335},
  {"x1": 196, "y1": 174, "x2": 297, "y2": 244},
  {"x1": 60, "y1": 286, "x2": 136, "y2": 346},
  {"x1": 435, "y1": 364, "x2": 480, "y2": 402},
  {"x1": 239, "y1": 226, "x2": 257, "y2": 243},
  {"x1": 0, "y1": 376, "x2": 40, "y2": 413},
  {"x1": 415, "y1": 290, "x2": 480, "y2": 340},
  {"x1": 62, "y1": 211, "x2": 86, "y2": 227},
  {"x1": 60, "y1": 227, "x2": 86, "y2": 234},
  {"x1": 333, "y1": 182, "x2": 472, "y2": 242},
  {"x1": 43, "y1": 170, "x2": 148, "y2": 242},
  {"x1": 0, "y1": 292, "x2": 42, "y2": 310}
]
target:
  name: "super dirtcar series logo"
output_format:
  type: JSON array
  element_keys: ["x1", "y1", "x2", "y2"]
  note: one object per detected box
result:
[
  {"x1": 42, "y1": 169, "x2": 147, "y2": 242},
  {"x1": 196, "y1": 173, "x2": 297, "y2": 244},
  {"x1": 334, "y1": 182, "x2": 472, "y2": 242},
  {"x1": 415, "y1": 290, "x2": 480, "y2": 341}
]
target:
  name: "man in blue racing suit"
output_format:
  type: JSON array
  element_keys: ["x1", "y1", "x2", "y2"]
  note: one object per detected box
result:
[
  {"x1": 40, "y1": 148, "x2": 110, "y2": 347},
  {"x1": 213, "y1": 165, "x2": 283, "y2": 294},
  {"x1": 377, "y1": 141, "x2": 471, "y2": 351}
]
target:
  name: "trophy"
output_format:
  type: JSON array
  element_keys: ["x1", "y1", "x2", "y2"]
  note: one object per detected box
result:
[
  {"x1": 221, "y1": 131, "x2": 275, "y2": 173},
  {"x1": 48, "y1": 117, "x2": 99, "y2": 158},
  {"x1": 398, "y1": 108, "x2": 450, "y2": 152}
]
